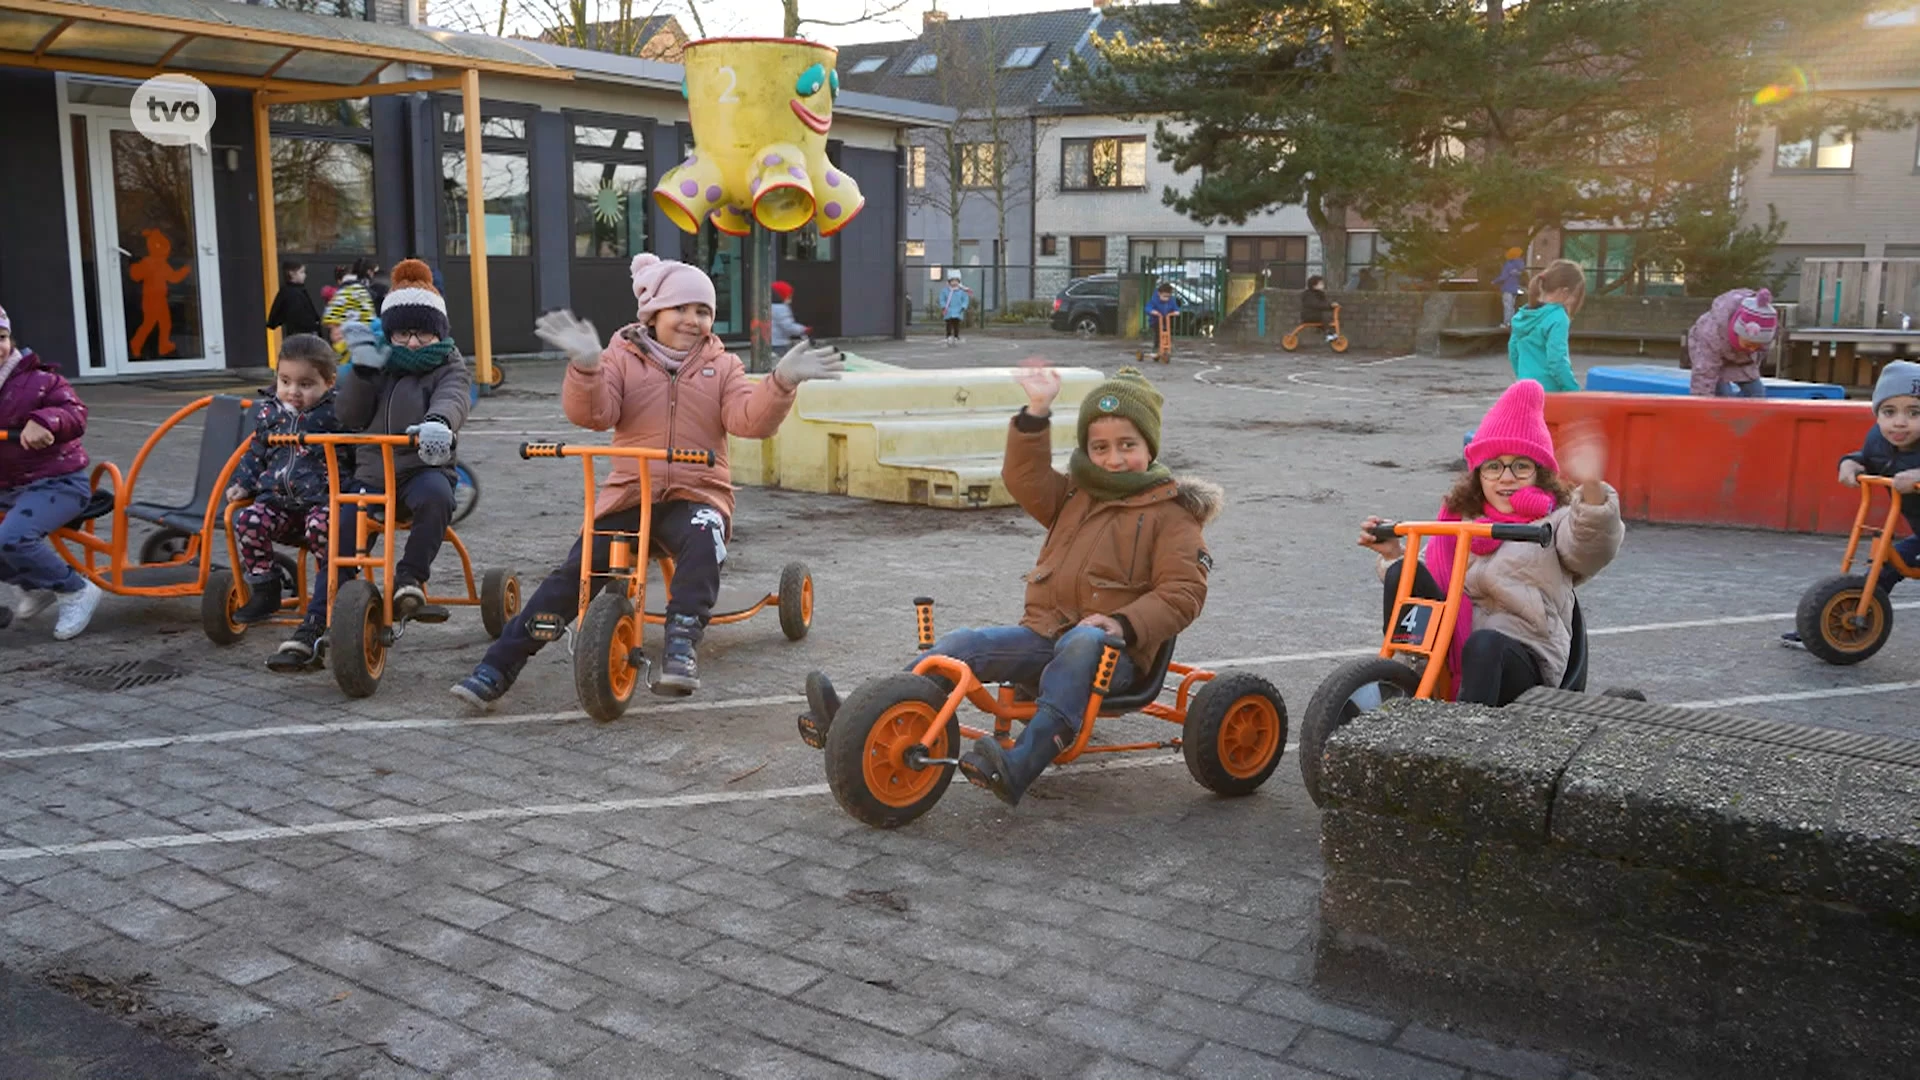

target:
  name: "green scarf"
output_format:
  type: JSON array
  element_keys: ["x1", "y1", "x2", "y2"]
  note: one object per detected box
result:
[
  {"x1": 386, "y1": 340, "x2": 458, "y2": 375},
  {"x1": 1068, "y1": 450, "x2": 1174, "y2": 502}
]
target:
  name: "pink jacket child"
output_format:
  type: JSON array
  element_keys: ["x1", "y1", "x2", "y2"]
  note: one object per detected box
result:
[
  {"x1": 0, "y1": 304, "x2": 104, "y2": 639},
  {"x1": 450, "y1": 255, "x2": 846, "y2": 711},
  {"x1": 1687, "y1": 288, "x2": 1779, "y2": 398}
]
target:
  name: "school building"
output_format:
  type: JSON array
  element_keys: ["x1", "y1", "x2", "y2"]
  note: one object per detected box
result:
[{"x1": 0, "y1": 0, "x2": 950, "y2": 381}]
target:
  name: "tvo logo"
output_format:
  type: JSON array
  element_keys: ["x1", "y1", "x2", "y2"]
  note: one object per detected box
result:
[{"x1": 131, "y1": 74, "x2": 216, "y2": 152}]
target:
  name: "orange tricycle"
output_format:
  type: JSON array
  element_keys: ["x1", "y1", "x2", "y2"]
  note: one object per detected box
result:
[
  {"x1": 1298, "y1": 518, "x2": 1624, "y2": 807},
  {"x1": 814, "y1": 597, "x2": 1286, "y2": 828},
  {"x1": 1136, "y1": 310, "x2": 1174, "y2": 365},
  {"x1": 1282, "y1": 303, "x2": 1349, "y2": 353},
  {"x1": 1794, "y1": 475, "x2": 1915, "y2": 665},
  {"x1": 516, "y1": 440, "x2": 815, "y2": 722},
  {"x1": 267, "y1": 431, "x2": 519, "y2": 696}
]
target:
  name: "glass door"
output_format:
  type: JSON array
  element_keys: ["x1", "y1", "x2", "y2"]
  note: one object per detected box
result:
[{"x1": 87, "y1": 117, "x2": 225, "y2": 374}]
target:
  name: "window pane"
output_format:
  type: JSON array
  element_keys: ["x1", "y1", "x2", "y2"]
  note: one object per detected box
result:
[
  {"x1": 1179, "y1": 239, "x2": 1207, "y2": 259},
  {"x1": 444, "y1": 113, "x2": 526, "y2": 140},
  {"x1": 904, "y1": 240, "x2": 926, "y2": 257},
  {"x1": 905, "y1": 53, "x2": 936, "y2": 75},
  {"x1": 1091, "y1": 139, "x2": 1119, "y2": 187},
  {"x1": 442, "y1": 152, "x2": 532, "y2": 257},
  {"x1": 270, "y1": 98, "x2": 370, "y2": 128},
  {"x1": 256, "y1": 0, "x2": 368, "y2": 17},
  {"x1": 1062, "y1": 141, "x2": 1089, "y2": 189},
  {"x1": 1120, "y1": 139, "x2": 1146, "y2": 187},
  {"x1": 1775, "y1": 136, "x2": 1812, "y2": 169},
  {"x1": 272, "y1": 137, "x2": 374, "y2": 253},
  {"x1": 852, "y1": 55, "x2": 887, "y2": 74},
  {"x1": 572, "y1": 161, "x2": 647, "y2": 258},
  {"x1": 781, "y1": 224, "x2": 832, "y2": 262},
  {"x1": 574, "y1": 124, "x2": 642, "y2": 150},
  {"x1": 1815, "y1": 132, "x2": 1853, "y2": 169},
  {"x1": 908, "y1": 145, "x2": 927, "y2": 188}
]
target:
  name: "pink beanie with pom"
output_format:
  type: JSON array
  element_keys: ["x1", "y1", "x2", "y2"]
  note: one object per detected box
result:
[
  {"x1": 631, "y1": 254, "x2": 717, "y2": 324},
  {"x1": 1728, "y1": 288, "x2": 1778, "y2": 350},
  {"x1": 1466, "y1": 380, "x2": 1559, "y2": 473}
]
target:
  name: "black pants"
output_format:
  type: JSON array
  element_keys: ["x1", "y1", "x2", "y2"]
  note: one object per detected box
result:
[
  {"x1": 482, "y1": 500, "x2": 726, "y2": 680},
  {"x1": 1380, "y1": 559, "x2": 1546, "y2": 707},
  {"x1": 335, "y1": 469, "x2": 455, "y2": 587},
  {"x1": 944, "y1": 317, "x2": 961, "y2": 339}
]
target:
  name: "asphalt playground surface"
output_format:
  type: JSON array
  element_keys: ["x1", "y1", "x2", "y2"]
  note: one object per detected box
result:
[{"x1": 0, "y1": 331, "x2": 1911, "y2": 1079}]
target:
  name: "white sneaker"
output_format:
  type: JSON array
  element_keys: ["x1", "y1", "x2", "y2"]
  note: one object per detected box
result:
[
  {"x1": 52, "y1": 580, "x2": 103, "y2": 640},
  {"x1": 14, "y1": 589, "x2": 58, "y2": 622}
]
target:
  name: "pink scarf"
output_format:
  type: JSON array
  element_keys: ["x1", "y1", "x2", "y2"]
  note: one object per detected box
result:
[{"x1": 1421, "y1": 486, "x2": 1558, "y2": 695}]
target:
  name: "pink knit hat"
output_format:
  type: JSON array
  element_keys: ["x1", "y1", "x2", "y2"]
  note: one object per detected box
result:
[
  {"x1": 1728, "y1": 288, "x2": 1778, "y2": 349},
  {"x1": 631, "y1": 254, "x2": 717, "y2": 324},
  {"x1": 1466, "y1": 380, "x2": 1559, "y2": 473},
  {"x1": 0, "y1": 304, "x2": 10, "y2": 332}
]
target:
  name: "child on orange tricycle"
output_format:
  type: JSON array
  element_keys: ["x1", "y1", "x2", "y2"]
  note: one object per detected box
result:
[
  {"x1": 1144, "y1": 281, "x2": 1178, "y2": 363},
  {"x1": 1300, "y1": 379, "x2": 1624, "y2": 805},
  {"x1": 799, "y1": 363, "x2": 1276, "y2": 828},
  {"x1": 449, "y1": 254, "x2": 843, "y2": 712},
  {"x1": 1785, "y1": 360, "x2": 1920, "y2": 661},
  {"x1": 0, "y1": 302, "x2": 103, "y2": 639}
]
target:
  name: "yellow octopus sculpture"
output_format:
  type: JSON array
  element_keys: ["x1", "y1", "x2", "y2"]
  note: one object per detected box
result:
[{"x1": 653, "y1": 38, "x2": 866, "y2": 237}]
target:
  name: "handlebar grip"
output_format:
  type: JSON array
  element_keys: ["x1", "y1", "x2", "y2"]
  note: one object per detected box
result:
[
  {"x1": 265, "y1": 433, "x2": 306, "y2": 447},
  {"x1": 670, "y1": 448, "x2": 715, "y2": 466},
  {"x1": 1366, "y1": 522, "x2": 1400, "y2": 542},
  {"x1": 1490, "y1": 522, "x2": 1554, "y2": 547},
  {"x1": 520, "y1": 441, "x2": 563, "y2": 459}
]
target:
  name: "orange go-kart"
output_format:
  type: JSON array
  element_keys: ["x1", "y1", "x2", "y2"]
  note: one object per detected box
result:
[
  {"x1": 813, "y1": 597, "x2": 1286, "y2": 828},
  {"x1": 2, "y1": 396, "x2": 310, "y2": 639},
  {"x1": 1297, "y1": 518, "x2": 1635, "y2": 807},
  {"x1": 516, "y1": 441, "x2": 815, "y2": 722},
  {"x1": 1281, "y1": 303, "x2": 1349, "y2": 353},
  {"x1": 1795, "y1": 475, "x2": 1915, "y2": 665},
  {"x1": 263, "y1": 432, "x2": 519, "y2": 697}
]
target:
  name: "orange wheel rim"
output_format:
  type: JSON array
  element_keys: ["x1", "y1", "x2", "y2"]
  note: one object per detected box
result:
[
  {"x1": 225, "y1": 585, "x2": 244, "y2": 634},
  {"x1": 1217, "y1": 696, "x2": 1280, "y2": 779},
  {"x1": 862, "y1": 702, "x2": 947, "y2": 808},
  {"x1": 362, "y1": 601, "x2": 385, "y2": 677},
  {"x1": 800, "y1": 576, "x2": 814, "y2": 625},
  {"x1": 607, "y1": 614, "x2": 638, "y2": 698},
  {"x1": 505, "y1": 576, "x2": 522, "y2": 616},
  {"x1": 1821, "y1": 590, "x2": 1882, "y2": 652}
]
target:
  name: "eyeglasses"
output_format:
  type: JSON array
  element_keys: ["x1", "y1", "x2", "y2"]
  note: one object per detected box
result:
[
  {"x1": 389, "y1": 330, "x2": 438, "y2": 346},
  {"x1": 1477, "y1": 458, "x2": 1538, "y2": 481}
]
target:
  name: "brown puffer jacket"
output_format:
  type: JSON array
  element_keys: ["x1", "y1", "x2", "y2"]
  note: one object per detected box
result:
[{"x1": 1002, "y1": 416, "x2": 1223, "y2": 672}]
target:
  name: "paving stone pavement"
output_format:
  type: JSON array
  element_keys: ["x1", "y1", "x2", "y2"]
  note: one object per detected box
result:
[{"x1": 2, "y1": 337, "x2": 1875, "y2": 1078}]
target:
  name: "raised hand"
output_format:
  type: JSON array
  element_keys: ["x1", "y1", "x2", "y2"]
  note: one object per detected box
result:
[
  {"x1": 342, "y1": 321, "x2": 386, "y2": 372},
  {"x1": 534, "y1": 310, "x2": 604, "y2": 371},
  {"x1": 773, "y1": 339, "x2": 845, "y2": 388},
  {"x1": 1013, "y1": 358, "x2": 1061, "y2": 417}
]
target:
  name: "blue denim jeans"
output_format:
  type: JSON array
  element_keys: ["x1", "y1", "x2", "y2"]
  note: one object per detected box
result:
[
  {"x1": 915, "y1": 624, "x2": 1136, "y2": 732},
  {"x1": 1716, "y1": 378, "x2": 1766, "y2": 398},
  {"x1": 1874, "y1": 525, "x2": 1920, "y2": 597},
  {"x1": 0, "y1": 469, "x2": 88, "y2": 593}
]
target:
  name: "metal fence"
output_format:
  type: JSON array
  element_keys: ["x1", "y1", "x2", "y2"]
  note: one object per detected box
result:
[{"x1": 903, "y1": 260, "x2": 1238, "y2": 337}]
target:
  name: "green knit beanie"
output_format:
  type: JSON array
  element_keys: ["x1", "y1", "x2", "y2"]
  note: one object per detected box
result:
[{"x1": 1077, "y1": 366, "x2": 1164, "y2": 460}]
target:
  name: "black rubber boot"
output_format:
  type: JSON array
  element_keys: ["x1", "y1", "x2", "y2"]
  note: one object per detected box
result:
[
  {"x1": 958, "y1": 706, "x2": 1073, "y2": 807},
  {"x1": 655, "y1": 613, "x2": 702, "y2": 695},
  {"x1": 234, "y1": 576, "x2": 283, "y2": 624},
  {"x1": 797, "y1": 671, "x2": 841, "y2": 748}
]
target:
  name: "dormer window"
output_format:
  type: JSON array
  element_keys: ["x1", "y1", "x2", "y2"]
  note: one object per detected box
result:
[{"x1": 1003, "y1": 44, "x2": 1046, "y2": 68}]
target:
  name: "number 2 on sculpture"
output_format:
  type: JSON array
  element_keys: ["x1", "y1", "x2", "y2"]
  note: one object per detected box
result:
[{"x1": 717, "y1": 66, "x2": 738, "y2": 103}]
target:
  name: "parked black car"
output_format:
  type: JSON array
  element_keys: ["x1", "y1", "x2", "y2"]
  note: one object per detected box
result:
[
  {"x1": 1050, "y1": 273, "x2": 1218, "y2": 337},
  {"x1": 1050, "y1": 275, "x2": 1120, "y2": 336}
]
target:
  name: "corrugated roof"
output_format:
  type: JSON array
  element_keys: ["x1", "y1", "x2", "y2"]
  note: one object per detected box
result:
[{"x1": 831, "y1": 6, "x2": 1102, "y2": 113}]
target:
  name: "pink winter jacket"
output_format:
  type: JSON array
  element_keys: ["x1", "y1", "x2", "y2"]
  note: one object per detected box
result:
[
  {"x1": 1687, "y1": 289, "x2": 1767, "y2": 396},
  {"x1": 561, "y1": 329, "x2": 796, "y2": 527}
]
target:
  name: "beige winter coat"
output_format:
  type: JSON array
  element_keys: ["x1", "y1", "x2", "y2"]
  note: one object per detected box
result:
[{"x1": 1384, "y1": 485, "x2": 1624, "y2": 686}]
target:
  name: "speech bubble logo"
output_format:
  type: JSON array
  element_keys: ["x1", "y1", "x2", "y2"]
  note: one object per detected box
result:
[{"x1": 131, "y1": 74, "x2": 215, "y2": 152}]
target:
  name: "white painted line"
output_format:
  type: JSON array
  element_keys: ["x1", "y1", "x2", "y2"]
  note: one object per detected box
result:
[
  {"x1": 1284, "y1": 353, "x2": 1413, "y2": 393},
  {"x1": 1671, "y1": 680, "x2": 1920, "y2": 710},
  {"x1": 0, "y1": 694, "x2": 805, "y2": 761},
  {"x1": 0, "y1": 747, "x2": 1297, "y2": 863}
]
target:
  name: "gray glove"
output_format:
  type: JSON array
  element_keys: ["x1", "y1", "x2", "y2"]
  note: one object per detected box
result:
[
  {"x1": 342, "y1": 321, "x2": 387, "y2": 372},
  {"x1": 408, "y1": 419, "x2": 456, "y2": 466},
  {"x1": 774, "y1": 339, "x2": 845, "y2": 387},
  {"x1": 534, "y1": 310, "x2": 604, "y2": 371}
]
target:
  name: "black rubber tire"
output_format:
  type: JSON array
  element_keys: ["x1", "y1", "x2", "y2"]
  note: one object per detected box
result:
[
  {"x1": 1072, "y1": 313, "x2": 1100, "y2": 338},
  {"x1": 824, "y1": 673, "x2": 957, "y2": 829},
  {"x1": 1795, "y1": 574, "x2": 1893, "y2": 666},
  {"x1": 452, "y1": 464, "x2": 480, "y2": 525},
  {"x1": 138, "y1": 527, "x2": 192, "y2": 565},
  {"x1": 778, "y1": 561, "x2": 812, "y2": 642},
  {"x1": 481, "y1": 568, "x2": 520, "y2": 640},
  {"x1": 271, "y1": 552, "x2": 300, "y2": 600},
  {"x1": 1299, "y1": 657, "x2": 1422, "y2": 808},
  {"x1": 331, "y1": 578, "x2": 386, "y2": 699},
  {"x1": 201, "y1": 568, "x2": 246, "y2": 646},
  {"x1": 1182, "y1": 672, "x2": 1288, "y2": 796},
  {"x1": 576, "y1": 591, "x2": 641, "y2": 722}
]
